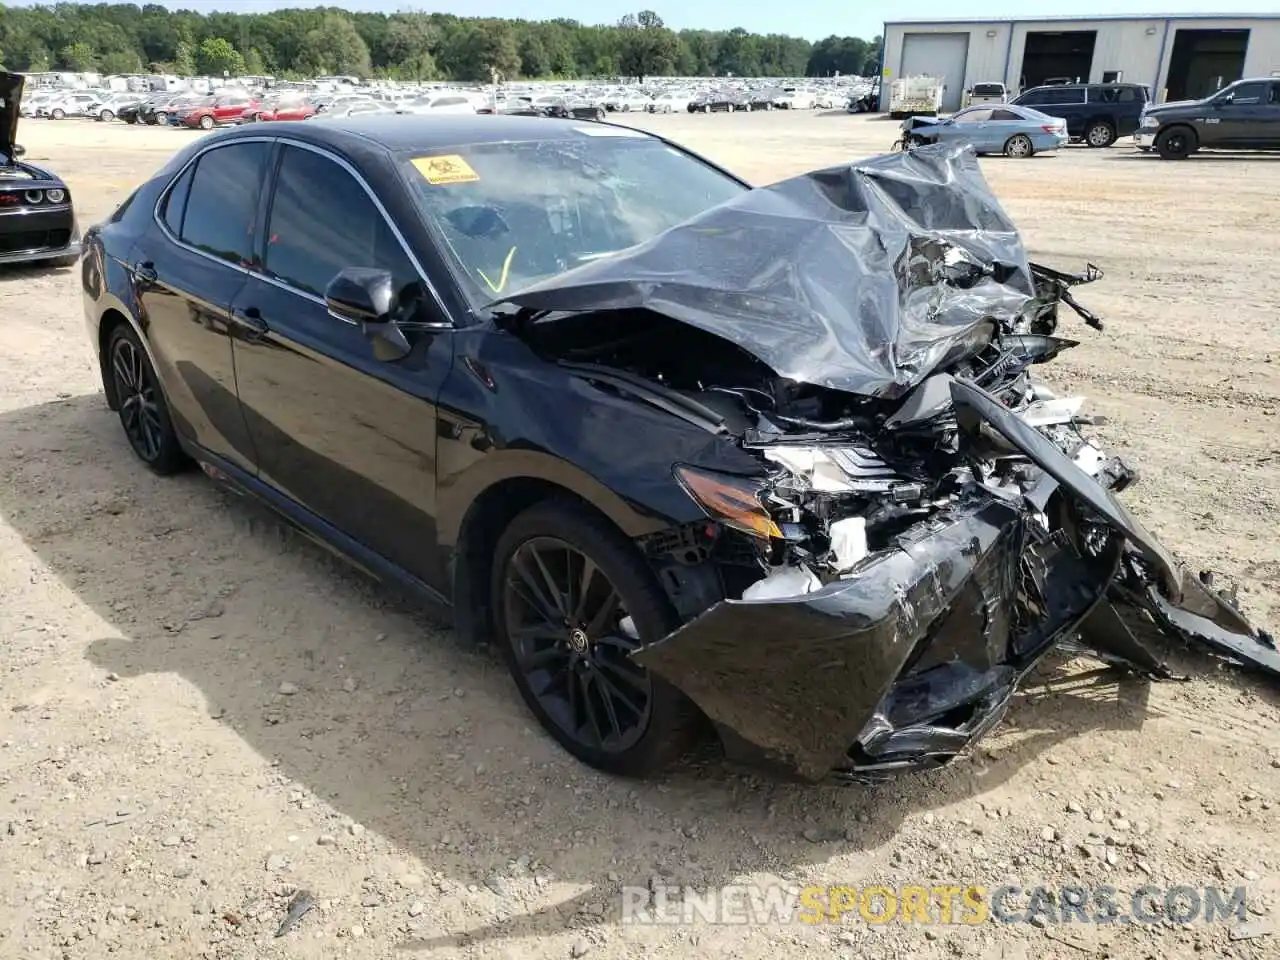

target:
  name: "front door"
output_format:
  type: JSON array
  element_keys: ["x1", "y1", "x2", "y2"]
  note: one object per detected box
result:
[
  {"x1": 230, "y1": 142, "x2": 456, "y2": 589},
  {"x1": 132, "y1": 139, "x2": 270, "y2": 472},
  {"x1": 1210, "y1": 80, "x2": 1270, "y2": 146}
]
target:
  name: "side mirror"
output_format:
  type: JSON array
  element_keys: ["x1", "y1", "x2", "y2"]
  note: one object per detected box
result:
[
  {"x1": 1219, "y1": 94, "x2": 1233, "y2": 106},
  {"x1": 12, "y1": 144, "x2": 25, "y2": 158},
  {"x1": 324, "y1": 267, "x2": 411, "y2": 362}
]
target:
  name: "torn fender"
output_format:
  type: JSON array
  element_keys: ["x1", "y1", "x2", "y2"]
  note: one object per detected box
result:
[{"x1": 951, "y1": 378, "x2": 1280, "y2": 679}]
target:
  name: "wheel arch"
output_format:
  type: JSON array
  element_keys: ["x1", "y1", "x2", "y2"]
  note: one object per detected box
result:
[
  {"x1": 444, "y1": 460, "x2": 685, "y2": 648},
  {"x1": 95, "y1": 293, "x2": 167, "y2": 414}
]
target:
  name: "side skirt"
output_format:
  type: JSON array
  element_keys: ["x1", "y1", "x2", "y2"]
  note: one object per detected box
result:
[{"x1": 184, "y1": 442, "x2": 454, "y2": 618}]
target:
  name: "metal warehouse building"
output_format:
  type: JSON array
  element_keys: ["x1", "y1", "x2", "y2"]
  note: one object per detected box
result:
[{"x1": 880, "y1": 14, "x2": 1280, "y2": 111}]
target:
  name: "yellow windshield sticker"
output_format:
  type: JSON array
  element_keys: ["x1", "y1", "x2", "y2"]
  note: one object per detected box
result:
[{"x1": 412, "y1": 154, "x2": 480, "y2": 185}]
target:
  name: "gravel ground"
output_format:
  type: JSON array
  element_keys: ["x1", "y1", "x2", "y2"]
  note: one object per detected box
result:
[{"x1": 1, "y1": 111, "x2": 1278, "y2": 960}]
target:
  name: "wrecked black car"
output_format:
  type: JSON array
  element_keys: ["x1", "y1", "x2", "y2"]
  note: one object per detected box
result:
[
  {"x1": 0, "y1": 71, "x2": 81, "y2": 267},
  {"x1": 82, "y1": 115, "x2": 1277, "y2": 785}
]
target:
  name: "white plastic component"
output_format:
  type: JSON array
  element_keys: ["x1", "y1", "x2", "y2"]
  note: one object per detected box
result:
[
  {"x1": 1074, "y1": 442, "x2": 1107, "y2": 476},
  {"x1": 1020, "y1": 396, "x2": 1085, "y2": 426},
  {"x1": 829, "y1": 516, "x2": 869, "y2": 572},
  {"x1": 619, "y1": 615, "x2": 639, "y2": 639},
  {"x1": 742, "y1": 564, "x2": 822, "y2": 601},
  {"x1": 763, "y1": 447, "x2": 855, "y2": 492}
]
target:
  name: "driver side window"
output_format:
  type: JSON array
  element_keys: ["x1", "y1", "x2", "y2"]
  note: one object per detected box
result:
[
  {"x1": 955, "y1": 108, "x2": 993, "y2": 123},
  {"x1": 264, "y1": 145, "x2": 418, "y2": 304}
]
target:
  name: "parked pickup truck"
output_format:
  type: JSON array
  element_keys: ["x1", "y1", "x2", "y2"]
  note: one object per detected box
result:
[{"x1": 1135, "y1": 76, "x2": 1280, "y2": 159}]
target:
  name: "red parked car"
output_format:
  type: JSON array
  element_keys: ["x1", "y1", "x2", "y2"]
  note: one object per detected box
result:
[
  {"x1": 181, "y1": 94, "x2": 260, "y2": 130},
  {"x1": 242, "y1": 100, "x2": 317, "y2": 123}
]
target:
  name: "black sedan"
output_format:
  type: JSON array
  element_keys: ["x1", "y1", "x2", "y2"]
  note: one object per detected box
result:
[
  {"x1": 1, "y1": 72, "x2": 81, "y2": 267},
  {"x1": 81, "y1": 116, "x2": 1277, "y2": 783}
]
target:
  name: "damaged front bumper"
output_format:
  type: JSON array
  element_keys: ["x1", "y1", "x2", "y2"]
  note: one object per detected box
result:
[
  {"x1": 631, "y1": 380, "x2": 1278, "y2": 784},
  {"x1": 633, "y1": 492, "x2": 1117, "y2": 782}
]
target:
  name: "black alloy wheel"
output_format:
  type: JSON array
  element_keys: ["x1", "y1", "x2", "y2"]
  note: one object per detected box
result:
[
  {"x1": 107, "y1": 326, "x2": 186, "y2": 474},
  {"x1": 1156, "y1": 126, "x2": 1194, "y2": 160},
  {"x1": 492, "y1": 500, "x2": 701, "y2": 777}
]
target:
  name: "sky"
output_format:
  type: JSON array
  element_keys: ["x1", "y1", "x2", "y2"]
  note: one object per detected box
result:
[{"x1": 6, "y1": 0, "x2": 1279, "y2": 42}]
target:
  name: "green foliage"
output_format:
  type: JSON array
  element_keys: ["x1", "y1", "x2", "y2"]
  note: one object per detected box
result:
[
  {"x1": 195, "y1": 36, "x2": 244, "y2": 77},
  {"x1": 0, "y1": 4, "x2": 878, "y2": 81}
]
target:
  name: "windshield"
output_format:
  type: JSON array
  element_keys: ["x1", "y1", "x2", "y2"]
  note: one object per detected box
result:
[{"x1": 402, "y1": 133, "x2": 746, "y2": 310}]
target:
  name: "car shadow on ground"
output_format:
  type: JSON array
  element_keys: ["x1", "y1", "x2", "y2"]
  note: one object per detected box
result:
[
  {"x1": 1107, "y1": 151, "x2": 1280, "y2": 163},
  {"x1": 2, "y1": 392, "x2": 1274, "y2": 950}
]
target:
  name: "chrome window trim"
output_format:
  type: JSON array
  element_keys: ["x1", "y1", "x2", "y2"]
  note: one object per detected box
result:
[{"x1": 151, "y1": 134, "x2": 456, "y2": 330}]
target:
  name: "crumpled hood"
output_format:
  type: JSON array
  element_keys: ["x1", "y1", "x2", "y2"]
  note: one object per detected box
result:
[
  {"x1": 492, "y1": 142, "x2": 1038, "y2": 399},
  {"x1": 1, "y1": 71, "x2": 22, "y2": 162}
]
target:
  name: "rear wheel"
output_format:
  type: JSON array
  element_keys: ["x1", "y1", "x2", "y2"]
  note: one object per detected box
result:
[
  {"x1": 124, "y1": 114, "x2": 137, "y2": 124},
  {"x1": 1004, "y1": 133, "x2": 1034, "y2": 158},
  {"x1": 1085, "y1": 120, "x2": 1116, "y2": 147},
  {"x1": 198, "y1": 114, "x2": 215, "y2": 130},
  {"x1": 106, "y1": 325, "x2": 186, "y2": 475},
  {"x1": 1156, "y1": 126, "x2": 1195, "y2": 160},
  {"x1": 154, "y1": 111, "x2": 167, "y2": 124},
  {"x1": 50, "y1": 108, "x2": 65, "y2": 120},
  {"x1": 491, "y1": 500, "x2": 702, "y2": 778},
  {"x1": 99, "y1": 109, "x2": 115, "y2": 122}
]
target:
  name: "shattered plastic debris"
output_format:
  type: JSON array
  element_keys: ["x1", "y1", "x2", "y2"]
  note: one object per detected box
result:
[{"x1": 829, "y1": 517, "x2": 868, "y2": 572}]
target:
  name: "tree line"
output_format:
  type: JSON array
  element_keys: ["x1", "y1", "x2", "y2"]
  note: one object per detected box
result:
[{"x1": 0, "y1": 4, "x2": 881, "y2": 83}]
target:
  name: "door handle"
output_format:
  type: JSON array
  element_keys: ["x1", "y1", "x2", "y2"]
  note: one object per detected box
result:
[
  {"x1": 231, "y1": 306, "x2": 269, "y2": 339},
  {"x1": 133, "y1": 260, "x2": 157, "y2": 282}
]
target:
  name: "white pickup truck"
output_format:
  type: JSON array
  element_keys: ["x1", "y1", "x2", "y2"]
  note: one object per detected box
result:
[{"x1": 888, "y1": 76, "x2": 944, "y2": 118}]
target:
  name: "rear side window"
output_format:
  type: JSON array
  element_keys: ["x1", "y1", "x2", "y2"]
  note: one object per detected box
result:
[
  {"x1": 1090, "y1": 86, "x2": 1138, "y2": 103},
  {"x1": 991, "y1": 109, "x2": 1021, "y2": 121},
  {"x1": 264, "y1": 145, "x2": 416, "y2": 300},
  {"x1": 161, "y1": 164, "x2": 194, "y2": 235},
  {"x1": 179, "y1": 141, "x2": 270, "y2": 266}
]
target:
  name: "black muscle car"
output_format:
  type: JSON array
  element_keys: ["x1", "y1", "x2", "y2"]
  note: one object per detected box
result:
[
  {"x1": 80, "y1": 117, "x2": 1277, "y2": 784},
  {"x1": 1, "y1": 72, "x2": 80, "y2": 267}
]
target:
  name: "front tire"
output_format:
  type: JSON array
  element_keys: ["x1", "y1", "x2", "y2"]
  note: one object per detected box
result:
[
  {"x1": 491, "y1": 500, "x2": 703, "y2": 778},
  {"x1": 1004, "y1": 133, "x2": 1034, "y2": 158},
  {"x1": 50, "y1": 108, "x2": 65, "y2": 120},
  {"x1": 1156, "y1": 126, "x2": 1195, "y2": 160},
  {"x1": 1085, "y1": 120, "x2": 1116, "y2": 147},
  {"x1": 99, "y1": 109, "x2": 115, "y2": 122},
  {"x1": 154, "y1": 111, "x2": 167, "y2": 125},
  {"x1": 107, "y1": 325, "x2": 186, "y2": 475}
]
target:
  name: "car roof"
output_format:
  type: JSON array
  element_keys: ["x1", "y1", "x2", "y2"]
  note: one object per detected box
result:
[{"x1": 217, "y1": 114, "x2": 653, "y2": 154}]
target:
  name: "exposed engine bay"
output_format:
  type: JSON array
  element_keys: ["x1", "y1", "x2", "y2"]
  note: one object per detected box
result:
[{"x1": 492, "y1": 143, "x2": 1278, "y2": 782}]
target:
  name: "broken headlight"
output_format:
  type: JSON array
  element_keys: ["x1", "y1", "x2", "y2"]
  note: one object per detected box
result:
[{"x1": 674, "y1": 465, "x2": 783, "y2": 541}]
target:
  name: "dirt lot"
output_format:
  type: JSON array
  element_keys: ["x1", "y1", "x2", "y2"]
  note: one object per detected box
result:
[{"x1": 1, "y1": 111, "x2": 1279, "y2": 960}]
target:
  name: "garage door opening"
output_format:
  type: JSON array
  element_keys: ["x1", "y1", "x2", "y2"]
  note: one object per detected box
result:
[
  {"x1": 1165, "y1": 29, "x2": 1249, "y2": 102},
  {"x1": 899, "y1": 32, "x2": 971, "y2": 111},
  {"x1": 1020, "y1": 31, "x2": 1097, "y2": 90}
]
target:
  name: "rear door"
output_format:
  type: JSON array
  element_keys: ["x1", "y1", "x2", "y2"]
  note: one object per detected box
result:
[
  {"x1": 132, "y1": 139, "x2": 270, "y2": 472},
  {"x1": 1266, "y1": 82, "x2": 1280, "y2": 146},
  {"x1": 229, "y1": 141, "x2": 456, "y2": 585}
]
